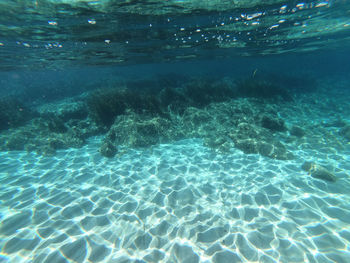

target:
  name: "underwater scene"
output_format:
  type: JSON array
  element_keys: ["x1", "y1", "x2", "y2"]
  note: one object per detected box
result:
[{"x1": 1, "y1": 0, "x2": 350, "y2": 262}]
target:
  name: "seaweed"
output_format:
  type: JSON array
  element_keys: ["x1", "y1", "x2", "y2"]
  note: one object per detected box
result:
[{"x1": 87, "y1": 88, "x2": 163, "y2": 127}]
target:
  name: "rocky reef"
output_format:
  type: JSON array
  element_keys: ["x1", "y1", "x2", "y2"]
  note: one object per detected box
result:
[
  {"x1": 181, "y1": 99, "x2": 294, "y2": 160},
  {"x1": 0, "y1": 98, "x2": 100, "y2": 155},
  {"x1": 94, "y1": 77, "x2": 295, "y2": 159},
  {"x1": 340, "y1": 125, "x2": 350, "y2": 141},
  {"x1": 301, "y1": 162, "x2": 337, "y2": 182},
  {"x1": 0, "y1": 74, "x2": 330, "y2": 160}
]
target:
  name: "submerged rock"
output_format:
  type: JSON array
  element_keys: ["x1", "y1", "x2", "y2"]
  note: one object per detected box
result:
[
  {"x1": 38, "y1": 100, "x2": 88, "y2": 122},
  {"x1": 228, "y1": 115, "x2": 293, "y2": 160},
  {"x1": 290, "y1": 125, "x2": 305, "y2": 138},
  {"x1": 0, "y1": 76, "x2": 306, "y2": 161},
  {"x1": 301, "y1": 162, "x2": 337, "y2": 182},
  {"x1": 100, "y1": 141, "x2": 117, "y2": 158},
  {"x1": 339, "y1": 125, "x2": 350, "y2": 141},
  {"x1": 47, "y1": 117, "x2": 68, "y2": 133},
  {"x1": 0, "y1": 117, "x2": 99, "y2": 154},
  {"x1": 235, "y1": 139, "x2": 258, "y2": 154},
  {"x1": 261, "y1": 115, "x2": 287, "y2": 132},
  {"x1": 101, "y1": 113, "x2": 182, "y2": 150}
]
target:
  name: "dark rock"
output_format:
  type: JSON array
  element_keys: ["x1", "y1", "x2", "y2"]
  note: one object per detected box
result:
[
  {"x1": 312, "y1": 168, "x2": 337, "y2": 182},
  {"x1": 258, "y1": 142, "x2": 273, "y2": 157},
  {"x1": 159, "y1": 87, "x2": 187, "y2": 113},
  {"x1": 100, "y1": 142, "x2": 117, "y2": 158},
  {"x1": 61, "y1": 103, "x2": 88, "y2": 121},
  {"x1": 261, "y1": 115, "x2": 286, "y2": 132},
  {"x1": 184, "y1": 78, "x2": 235, "y2": 107},
  {"x1": 47, "y1": 117, "x2": 67, "y2": 133},
  {"x1": 236, "y1": 122, "x2": 258, "y2": 139},
  {"x1": 204, "y1": 136, "x2": 226, "y2": 149},
  {"x1": 301, "y1": 162, "x2": 337, "y2": 182},
  {"x1": 183, "y1": 107, "x2": 212, "y2": 127},
  {"x1": 39, "y1": 145, "x2": 56, "y2": 156},
  {"x1": 0, "y1": 76, "x2": 306, "y2": 162},
  {"x1": 38, "y1": 100, "x2": 88, "y2": 122},
  {"x1": 340, "y1": 125, "x2": 350, "y2": 141},
  {"x1": 0, "y1": 117, "x2": 98, "y2": 155},
  {"x1": 257, "y1": 140, "x2": 292, "y2": 160},
  {"x1": 6, "y1": 136, "x2": 25, "y2": 150},
  {"x1": 218, "y1": 141, "x2": 232, "y2": 152},
  {"x1": 235, "y1": 139, "x2": 258, "y2": 154},
  {"x1": 102, "y1": 113, "x2": 178, "y2": 152},
  {"x1": 49, "y1": 139, "x2": 65, "y2": 149},
  {"x1": 301, "y1": 161, "x2": 313, "y2": 171},
  {"x1": 290, "y1": 126, "x2": 305, "y2": 137},
  {"x1": 64, "y1": 135, "x2": 85, "y2": 148},
  {"x1": 270, "y1": 141, "x2": 293, "y2": 160}
]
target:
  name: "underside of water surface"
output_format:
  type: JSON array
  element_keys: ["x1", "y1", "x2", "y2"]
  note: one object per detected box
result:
[{"x1": 0, "y1": 0, "x2": 350, "y2": 70}]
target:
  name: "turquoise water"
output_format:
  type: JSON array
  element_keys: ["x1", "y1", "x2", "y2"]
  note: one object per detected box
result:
[{"x1": 1, "y1": 1, "x2": 350, "y2": 262}]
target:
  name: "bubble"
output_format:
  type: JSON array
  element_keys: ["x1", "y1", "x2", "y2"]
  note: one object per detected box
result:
[
  {"x1": 48, "y1": 21, "x2": 58, "y2": 26},
  {"x1": 315, "y1": 2, "x2": 329, "y2": 8},
  {"x1": 269, "y1": 24, "x2": 279, "y2": 30}
]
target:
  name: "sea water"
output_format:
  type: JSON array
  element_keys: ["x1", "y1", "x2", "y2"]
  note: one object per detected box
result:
[{"x1": 0, "y1": 1, "x2": 350, "y2": 262}]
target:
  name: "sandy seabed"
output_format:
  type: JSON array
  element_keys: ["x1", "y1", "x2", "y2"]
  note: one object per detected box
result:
[
  {"x1": 1, "y1": 134, "x2": 350, "y2": 263},
  {"x1": 1, "y1": 88, "x2": 350, "y2": 263}
]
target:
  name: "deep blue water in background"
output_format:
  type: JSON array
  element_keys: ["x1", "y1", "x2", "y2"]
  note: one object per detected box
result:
[
  {"x1": 1, "y1": 48, "x2": 350, "y2": 102},
  {"x1": 1, "y1": 0, "x2": 349, "y2": 101}
]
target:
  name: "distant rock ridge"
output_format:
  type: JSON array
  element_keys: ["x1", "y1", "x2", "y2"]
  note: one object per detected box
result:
[{"x1": 0, "y1": 76, "x2": 340, "y2": 160}]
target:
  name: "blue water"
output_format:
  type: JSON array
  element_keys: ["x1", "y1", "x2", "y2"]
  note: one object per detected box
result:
[{"x1": 1, "y1": 1, "x2": 350, "y2": 262}]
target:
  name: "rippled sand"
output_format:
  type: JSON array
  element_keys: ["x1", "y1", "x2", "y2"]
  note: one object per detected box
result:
[{"x1": 1, "y1": 131, "x2": 350, "y2": 262}]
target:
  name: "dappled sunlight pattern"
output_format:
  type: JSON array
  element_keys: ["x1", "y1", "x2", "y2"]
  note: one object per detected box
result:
[{"x1": 1, "y1": 135, "x2": 350, "y2": 262}]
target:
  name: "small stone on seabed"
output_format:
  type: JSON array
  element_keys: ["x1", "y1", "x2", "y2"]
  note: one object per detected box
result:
[
  {"x1": 99, "y1": 142, "x2": 117, "y2": 157},
  {"x1": 301, "y1": 161, "x2": 337, "y2": 182}
]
